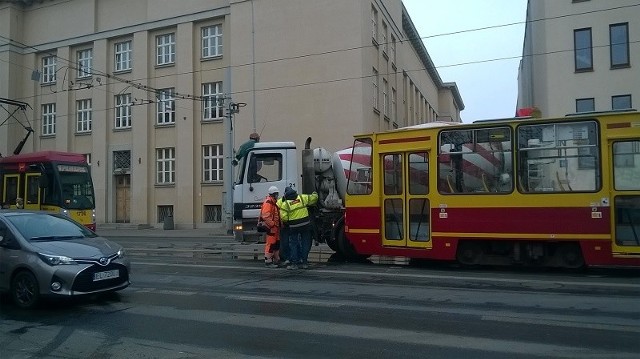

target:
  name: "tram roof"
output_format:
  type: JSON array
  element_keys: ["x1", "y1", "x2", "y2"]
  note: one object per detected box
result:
[{"x1": 0, "y1": 151, "x2": 87, "y2": 164}]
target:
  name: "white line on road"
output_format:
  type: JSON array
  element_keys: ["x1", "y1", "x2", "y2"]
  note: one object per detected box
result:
[
  {"x1": 121, "y1": 304, "x2": 637, "y2": 359},
  {"x1": 133, "y1": 261, "x2": 640, "y2": 289}
]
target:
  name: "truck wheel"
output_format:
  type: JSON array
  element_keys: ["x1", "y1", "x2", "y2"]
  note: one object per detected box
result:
[
  {"x1": 336, "y1": 229, "x2": 368, "y2": 262},
  {"x1": 12, "y1": 270, "x2": 40, "y2": 309},
  {"x1": 325, "y1": 236, "x2": 339, "y2": 252}
]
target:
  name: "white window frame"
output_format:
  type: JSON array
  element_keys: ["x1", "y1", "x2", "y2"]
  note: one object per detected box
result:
[
  {"x1": 383, "y1": 79, "x2": 389, "y2": 117},
  {"x1": 42, "y1": 103, "x2": 56, "y2": 135},
  {"x1": 371, "y1": 6, "x2": 378, "y2": 44},
  {"x1": 156, "y1": 147, "x2": 176, "y2": 184},
  {"x1": 77, "y1": 49, "x2": 92, "y2": 78},
  {"x1": 382, "y1": 22, "x2": 388, "y2": 55},
  {"x1": 156, "y1": 33, "x2": 176, "y2": 66},
  {"x1": 202, "y1": 82, "x2": 224, "y2": 120},
  {"x1": 391, "y1": 35, "x2": 397, "y2": 64},
  {"x1": 115, "y1": 93, "x2": 132, "y2": 129},
  {"x1": 392, "y1": 88, "x2": 397, "y2": 122},
  {"x1": 372, "y1": 68, "x2": 379, "y2": 109},
  {"x1": 42, "y1": 56, "x2": 56, "y2": 84},
  {"x1": 203, "y1": 144, "x2": 224, "y2": 182},
  {"x1": 76, "y1": 99, "x2": 92, "y2": 133},
  {"x1": 156, "y1": 88, "x2": 175, "y2": 125},
  {"x1": 114, "y1": 41, "x2": 132, "y2": 72},
  {"x1": 202, "y1": 25, "x2": 223, "y2": 59}
]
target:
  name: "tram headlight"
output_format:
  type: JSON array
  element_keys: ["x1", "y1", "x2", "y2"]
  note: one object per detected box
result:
[
  {"x1": 61, "y1": 209, "x2": 70, "y2": 217},
  {"x1": 92, "y1": 209, "x2": 96, "y2": 221}
]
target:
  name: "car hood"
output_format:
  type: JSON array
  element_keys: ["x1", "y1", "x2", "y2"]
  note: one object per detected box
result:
[{"x1": 29, "y1": 237, "x2": 122, "y2": 259}]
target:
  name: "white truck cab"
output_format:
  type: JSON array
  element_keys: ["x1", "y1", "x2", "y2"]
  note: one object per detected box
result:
[{"x1": 232, "y1": 141, "x2": 299, "y2": 242}]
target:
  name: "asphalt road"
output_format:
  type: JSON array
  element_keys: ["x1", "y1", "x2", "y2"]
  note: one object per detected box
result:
[{"x1": 2, "y1": 245, "x2": 639, "y2": 359}]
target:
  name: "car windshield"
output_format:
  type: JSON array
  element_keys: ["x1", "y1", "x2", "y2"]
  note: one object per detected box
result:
[{"x1": 6, "y1": 213, "x2": 96, "y2": 241}]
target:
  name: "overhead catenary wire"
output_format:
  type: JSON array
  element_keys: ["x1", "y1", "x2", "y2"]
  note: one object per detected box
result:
[{"x1": 0, "y1": 2, "x2": 636, "y2": 103}]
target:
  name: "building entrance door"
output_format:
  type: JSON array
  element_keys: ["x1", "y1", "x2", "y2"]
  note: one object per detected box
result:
[{"x1": 115, "y1": 175, "x2": 130, "y2": 223}]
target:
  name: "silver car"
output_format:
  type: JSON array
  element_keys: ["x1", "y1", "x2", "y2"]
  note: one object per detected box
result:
[{"x1": 0, "y1": 210, "x2": 130, "y2": 309}]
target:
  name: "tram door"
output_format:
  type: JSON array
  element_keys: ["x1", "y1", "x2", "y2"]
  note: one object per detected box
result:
[
  {"x1": 610, "y1": 140, "x2": 640, "y2": 255},
  {"x1": 2, "y1": 174, "x2": 19, "y2": 208},
  {"x1": 381, "y1": 151, "x2": 431, "y2": 249},
  {"x1": 24, "y1": 173, "x2": 41, "y2": 210}
]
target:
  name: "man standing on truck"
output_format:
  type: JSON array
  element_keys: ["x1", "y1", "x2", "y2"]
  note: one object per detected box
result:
[
  {"x1": 232, "y1": 132, "x2": 260, "y2": 166},
  {"x1": 280, "y1": 186, "x2": 318, "y2": 269}
]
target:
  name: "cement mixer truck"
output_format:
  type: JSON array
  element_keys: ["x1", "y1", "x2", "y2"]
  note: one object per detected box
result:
[{"x1": 232, "y1": 137, "x2": 359, "y2": 257}]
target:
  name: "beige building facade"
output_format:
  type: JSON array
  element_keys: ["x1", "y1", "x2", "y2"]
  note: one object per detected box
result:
[
  {"x1": 0, "y1": 0, "x2": 463, "y2": 229},
  {"x1": 518, "y1": 0, "x2": 639, "y2": 117}
]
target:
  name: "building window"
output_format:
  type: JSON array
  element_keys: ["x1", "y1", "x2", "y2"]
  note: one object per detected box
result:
[
  {"x1": 113, "y1": 150, "x2": 131, "y2": 171},
  {"x1": 42, "y1": 56, "x2": 56, "y2": 84},
  {"x1": 156, "y1": 147, "x2": 175, "y2": 184},
  {"x1": 202, "y1": 82, "x2": 224, "y2": 120},
  {"x1": 115, "y1": 93, "x2": 132, "y2": 129},
  {"x1": 156, "y1": 88, "x2": 175, "y2": 125},
  {"x1": 41, "y1": 103, "x2": 56, "y2": 135},
  {"x1": 372, "y1": 67, "x2": 379, "y2": 110},
  {"x1": 204, "y1": 205, "x2": 222, "y2": 223},
  {"x1": 202, "y1": 25, "x2": 223, "y2": 59},
  {"x1": 612, "y1": 95, "x2": 632, "y2": 110},
  {"x1": 382, "y1": 21, "x2": 388, "y2": 55},
  {"x1": 574, "y1": 28, "x2": 592, "y2": 71},
  {"x1": 391, "y1": 35, "x2": 397, "y2": 64},
  {"x1": 77, "y1": 49, "x2": 92, "y2": 78},
  {"x1": 371, "y1": 6, "x2": 378, "y2": 44},
  {"x1": 157, "y1": 205, "x2": 173, "y2": 223},
  {"x1": 383, "y1": 79, "x2": 389, "y2": 117},
  {"x1": 610, "y1": 23, "x2": 629, "y2": 68},
  {"x1": 391, "y1": 88, "x2": 397, "y2": 122},
  {"x1": 156, "y1": 33, "x2": 175, "y2": 66},
  {"x1": 76, "y1": 99, "x2": 92, "y2": 133},
  {"x1": 203, "y1": 144, "x2": 224, "y2": 182},
  {"x1": 114, "y1": 41, "x2": 132, "y2": 72},
  {"x1": 576, "y1": 98, "x2": 595, "y2": 113}
]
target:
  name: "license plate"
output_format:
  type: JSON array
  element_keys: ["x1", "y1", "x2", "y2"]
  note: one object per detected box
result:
[{"x1": 93, "y1": 269, "x2": 119, "y2": 281}]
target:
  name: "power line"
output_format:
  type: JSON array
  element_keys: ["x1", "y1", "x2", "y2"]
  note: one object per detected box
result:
[{"x1": 0, "y1": 2, "x2": 637, "y2": 103}]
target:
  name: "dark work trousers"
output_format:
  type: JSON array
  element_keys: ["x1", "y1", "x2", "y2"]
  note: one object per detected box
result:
[{"x1": 288, "y1": 224, "x2": 312, "y2": 265}]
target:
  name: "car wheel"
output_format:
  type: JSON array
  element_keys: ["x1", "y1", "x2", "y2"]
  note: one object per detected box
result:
[{"x1": 11, "y1": 271, "x2": 40, "y2": 309}]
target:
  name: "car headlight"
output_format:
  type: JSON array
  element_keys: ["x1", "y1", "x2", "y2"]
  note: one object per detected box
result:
[
  {"x1": 117, "y1": 248, "x2": 126, "y2": 259},
  {"x1": 38, "y1": 253, "x2": 77, "y2": 266}
]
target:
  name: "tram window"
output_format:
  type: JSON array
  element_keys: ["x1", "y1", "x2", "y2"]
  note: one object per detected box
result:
[
  {"x1": 383, "y1": 154, "x2": 403, "y2": 195},
  {"x1": 5, "y1": 177, "x2": 18, "y2": 204},
  {"x1": 518, "y1": 121, "x2": 600, "y2": 193},
  {"x1": 613, "y1": 141, "x2": 640, "y2": 190},
  {"x1": 384, "y1": 198, "x2": 403, "y2": 240},
  {"x1": 438, "y1": 127, "x2": 513, "y2": 194},
  {"x1": 347, "y1": 138, "x2": 373, "y2": 195},
  {"x1": 26, "y1": 176, "x2": 39, "y2": 204},
  {"x1": 409, "y1": 152, "x2": 428, "y2": 195},
  {"x1": 614, "y1": 196, "x2": 640, "y2": 246},
  {"x1": 408, "y1": 198, "x2": 429, "y2": 242}
]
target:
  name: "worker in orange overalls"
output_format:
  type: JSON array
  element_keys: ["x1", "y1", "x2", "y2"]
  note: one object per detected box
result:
[{"x1": 260, "y1": 186, "x2": 281, "y2": 268}]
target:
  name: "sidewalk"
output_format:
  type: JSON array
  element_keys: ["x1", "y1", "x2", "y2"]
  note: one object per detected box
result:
[{"x1": 95, "y1": 223, "x2": 233, "y2": 238}]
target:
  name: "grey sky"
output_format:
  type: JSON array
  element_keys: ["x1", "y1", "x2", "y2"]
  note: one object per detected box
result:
[{"x1": 403, "y1": 0, "x2": 528, "y2": 123}]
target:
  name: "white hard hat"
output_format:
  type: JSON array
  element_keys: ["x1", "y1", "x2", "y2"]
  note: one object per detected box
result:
[{"x1": 268, "y1": 186, "x2": 279, "y2": 194}]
